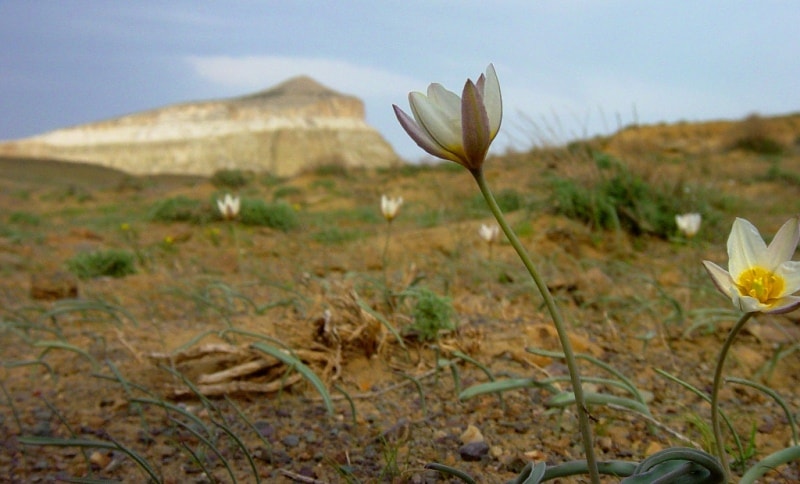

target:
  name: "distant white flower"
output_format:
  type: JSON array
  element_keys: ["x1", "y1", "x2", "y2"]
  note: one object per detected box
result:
[
  {"x1": 479, "y1": 223, "x2": 500, "y2": 244},
  {"x1": 675, "y1": 213, "x2": 702, "y2": 237},
  {"x1": 703, "y1": 217, "x2": 800, "y2": 314},
  {"x1": 381, "y1": 195, "x2": 403, "y2": 222},
  {"x1": 216, "y1": 194, "x2": 240, "y2": 220}
]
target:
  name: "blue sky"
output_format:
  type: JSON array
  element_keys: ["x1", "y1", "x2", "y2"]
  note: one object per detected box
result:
[{"x1": 1, "y1": 1, "x2": 798, "y2": 162}]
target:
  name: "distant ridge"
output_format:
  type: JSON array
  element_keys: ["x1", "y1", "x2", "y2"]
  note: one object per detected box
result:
[{"x1": 0, "y1": 76, "x2": 400, "y2": 177}]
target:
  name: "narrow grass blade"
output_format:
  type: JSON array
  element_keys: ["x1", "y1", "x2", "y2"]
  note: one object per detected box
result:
[
  {"x1": 459, "y1": 378, "x2": 555, "y2": 401},
  {"x1": 130, "y1": 397, "x2": 210, "y2": 435},
  {"x1": 546, "y1": 391, "x2": 651, "y2": 415},
  {"x1": 355, "y1": 295, "x2": 407, "y2": 350},
  {"x1": 740, "y1": 445, "x2": 800, "y2": 484},
  {"x1": 655, "y1": 368, "x2": 745, "y2": 462},
  {"x1": 212, "y1": 418, "x2": 261, "y2": 483},
  {"x1": 424, "y1": 463, "x2": 477, "y2": 484},
  {"x1": 170, "y1": 417, "x2": 237, "y2": 484},
  {"x1": 727, "y1": 377, "x2": 798, "y2": 446},
  {"x1": 395, "y1": 371, "x2": 427, "y2": 419},
  {"x1": 18, "y1": 436, "x2": 160, "y2": 482},
  {"x1": 250, "y1": 342, "x2": 334, "y2": 416},
  {"x1": 334, "y1": 384, "x2": 358, "y2": 425},
  {"x1": 35, "y1": 340, "x2": 100, "y2": 371}
]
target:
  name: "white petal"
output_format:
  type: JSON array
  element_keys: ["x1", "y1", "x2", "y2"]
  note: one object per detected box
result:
[
  {"x1": 776, "y1": 260, "x2": 800, "y2": 295},
  {"x1": 427, "y1": 83, "x2": 461, "y2": 119},
  {"x1": 766, "y1": 216, "x2": 800, "y2": 269},
  {"x1": 728, "y1": 218, "x2": 768, "y2": 278},
  {"x1": 482, "y1": 64, "x2": 503, "y2": 139},
  {"x1": 732, "y1": 292, "x2": 762, "y2": 313},
  {"x1": 409, "y1": 92, "x2": 463, "y2": 153}
]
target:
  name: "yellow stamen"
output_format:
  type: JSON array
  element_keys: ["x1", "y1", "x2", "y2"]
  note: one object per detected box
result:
[{"x1": 736, "y1": 266, "x2": 784, "y2": 304}]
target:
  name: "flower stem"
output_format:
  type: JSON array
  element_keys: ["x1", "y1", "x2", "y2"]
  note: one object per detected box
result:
[
  {"x1": 711, "y1": 311, "x2": 754, "y2": 482},
  {"x1": 471, "y1": 168, "x2": 600, "y2": 484}
]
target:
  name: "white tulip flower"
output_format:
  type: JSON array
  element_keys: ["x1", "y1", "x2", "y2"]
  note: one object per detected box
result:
[{"x1": 703, "y1": 217, "x2": 800, "y2": 314}]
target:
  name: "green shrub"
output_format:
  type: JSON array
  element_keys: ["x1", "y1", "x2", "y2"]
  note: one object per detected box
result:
[
  {"x1": 406, "y1": 287, "x2": 455, "y2": 341},
  {"x1": 728, "y1": 114, "x2": 785, "y2": 155},
  {"x1": 272, "y1": 186, "x2": 303, "y2": 200},
  {"x1": 548, "y1": 154, "x2": 692, "y2": 238},
  {"x1": 211, "y1": 169, "x2": 250, "y2": 189},
  {"x1": 312, "y1": 227, "x2": 363, "y2": 245},
  {"x1": 239, "y1": 199, "x2": 297, "y2": 231},
  {"x1": 149, "y1": 196, "x2": 211, "y2": 224},
  {"x1": 67, "y1": 249, "x2": 136, "y2": 279},
  {"x1": 8, "y1": 211, "x2": 42, "y2": 226}
]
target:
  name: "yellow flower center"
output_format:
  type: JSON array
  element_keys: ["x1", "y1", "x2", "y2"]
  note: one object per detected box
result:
[{"x1": 736, "y1": 266, "x2": 785, "y2": 304}]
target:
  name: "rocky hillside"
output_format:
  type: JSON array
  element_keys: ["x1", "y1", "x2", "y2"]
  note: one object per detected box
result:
[{"x1": 0, "y1": 77, "x2": 400, "y2": 177}]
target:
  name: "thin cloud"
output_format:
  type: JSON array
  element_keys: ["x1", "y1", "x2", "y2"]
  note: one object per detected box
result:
[{"x1": 186, "y1": 55, "x2": 421, "y2": 99}]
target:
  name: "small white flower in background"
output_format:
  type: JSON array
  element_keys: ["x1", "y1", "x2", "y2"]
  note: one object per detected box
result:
[
  {"x1": 479, "y1": 223, "x2": 500, "y2": 244},
  {"x1": 703, "y1": 216, "x2": 800, "y2": 314},
  {"x1": 675, "y1": 213, "x2": 702, "y2": 237},
  {"x1": 381, "y1": 195, "x2": 403, "y2": 222},
  {"x1": 216, "y1": 194, "x2": 240, "y2": 220}
]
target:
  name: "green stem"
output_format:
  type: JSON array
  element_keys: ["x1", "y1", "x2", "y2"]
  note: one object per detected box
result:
[
  {"x1": 711, "y1": 311, "x2": 754, "y2": 482},
  {"x1": 471, "y1": 168, "x2": 600, "y2": 484},
  {"x1": 382, "y1": 220, "x2": 393, "y2": 307}
]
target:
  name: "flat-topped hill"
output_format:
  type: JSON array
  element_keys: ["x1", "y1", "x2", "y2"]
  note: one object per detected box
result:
[{"x1": 0, "y1": 76, "x2": 400, "y2": 177}]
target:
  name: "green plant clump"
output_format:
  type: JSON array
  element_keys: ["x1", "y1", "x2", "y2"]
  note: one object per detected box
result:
[
  {"x1": 211, "y1": 169, "x2": 250, "y2": 189},
  {"x1": 149, "y1": 196, "x2": 211, "y2": 224},
  {"x1": 66, "y1": 249, "x2": 137, "y2": 279},
  {"x1": 239, "y1": 199, "x2": 297, "y2": 231},
  {"x1": 548, "y1": 154, "x2": 688, "y2": 238},
  {"x1": 407, "y1": 287, "x2": 455, "y2": 341}
]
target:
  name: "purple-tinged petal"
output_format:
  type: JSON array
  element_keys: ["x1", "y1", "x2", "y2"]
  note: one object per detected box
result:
[
  {"x1": 764, "y1": 295, "x2": 800, "y2": 314},
  {"x1": 393, "y1": 104, "x2": 460, "y2": 163},
  {"x1": 460, "y1": 79, "x2": 491, "y2": 170},
  {"x1": 703, "y1": 260, "x2": 734, "y2": 300}
]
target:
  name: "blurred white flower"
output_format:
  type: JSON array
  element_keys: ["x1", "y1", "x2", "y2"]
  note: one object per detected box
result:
[
  {"x1": 703, "y1": 217, "x2": 800, "y2": 314},
  {"x1": 381, "y1": 195, "x2": 403, "y2": 222},
  {"x1": 479, "y1": 223, "x2": 500, "y2": 244},
  {"x1": 675, "y1": 213, "x2": 702, "y2": 237},
  {"x1": 216, "y1": 194, "x2": 240, "y2": 220}
]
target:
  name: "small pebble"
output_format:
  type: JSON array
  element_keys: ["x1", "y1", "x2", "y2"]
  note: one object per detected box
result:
[{"x1": 459, "y1": 441, "x2": 489, "y2": 462}]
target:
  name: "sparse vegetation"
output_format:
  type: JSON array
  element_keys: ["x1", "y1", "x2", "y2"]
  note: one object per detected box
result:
[
  {"x1": 149, "y1": 195, "x2": 211, "y2": 224},
  {"x1": 66, "y1": 248, "x2": 137, "y2": 279},
  {"x1": 211, "y1": 168, "x2": 250, "y2": 189},
  {"x1": 238, "y1": 199, "x2": 297, "y2": 231},
  {"x1": 1, "y1": 113, "x2": 800, "y2": 482}
]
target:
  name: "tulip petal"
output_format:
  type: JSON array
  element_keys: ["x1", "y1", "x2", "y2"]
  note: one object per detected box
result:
[
  {"x1": 461, "y1": 80, "x2": 491, "y2": 169},
  {"x1": 765, "y1": 295, "x2": 800, "y2": 314},
  {"x1": 766, "y1": 216, "x2": 800, "y2": 269},
  {"x1": 409, "y1": 92, "x2": 465, "y2": 157},
  {"x1": 728, "y1": 218, "x2": 768, "y2": 278},
  {"x1": 393, "y1": 104, "x2": 460, "y2": 163},
  {"x1": 482, "y1": 64, "x2": 503, "y2": 139},
  {"x1": 703, "y1": 260, "x2": 734, "y2": 300},
  {"x1": 776, "y1": 260, "x2": 800, "y2": 295},
  {"x1": 427, "y1": 83, "x2": 461, "y2": 119}
]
